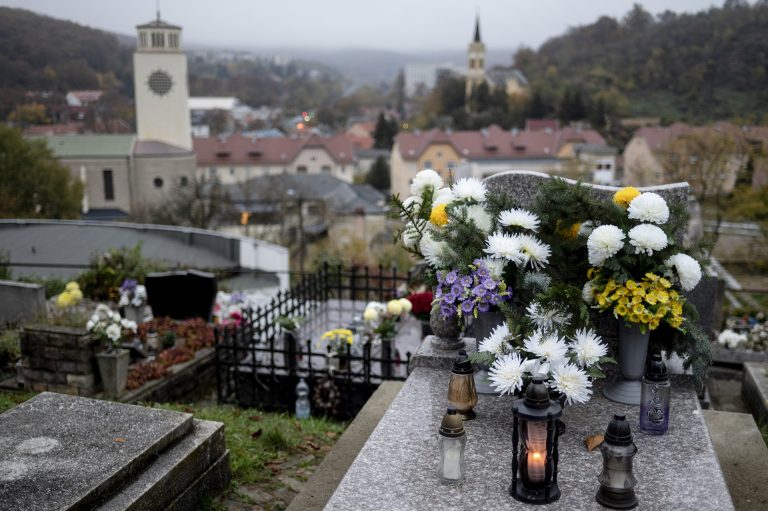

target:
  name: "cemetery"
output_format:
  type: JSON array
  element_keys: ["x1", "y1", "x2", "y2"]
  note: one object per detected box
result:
[{"x1": 0, "y1": 171, "x2": 767, "y2": 510}]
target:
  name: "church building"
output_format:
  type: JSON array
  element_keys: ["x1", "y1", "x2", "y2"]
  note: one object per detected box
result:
[{"x1": 27, "y1": 12, "x2": 197, "y2": 220}]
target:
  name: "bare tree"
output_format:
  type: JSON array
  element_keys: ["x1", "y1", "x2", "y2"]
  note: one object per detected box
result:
[{"x1": 147, "y1": 177, "x2": 232, "y2": 229}]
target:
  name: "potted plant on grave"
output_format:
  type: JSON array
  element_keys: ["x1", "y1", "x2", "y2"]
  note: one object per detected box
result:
[
  {"x1": 363, "y1": 299, "x2": 411, "y2": 343},
  {"x1": 117, "y1": 278, "x2": 147, "y2": 324},
  {"x1": 319, "y1": 328, "x2": 355, "y2": 372},
  {"x1": 87, "y1": 304, "x2": 138, "y2": 397}
]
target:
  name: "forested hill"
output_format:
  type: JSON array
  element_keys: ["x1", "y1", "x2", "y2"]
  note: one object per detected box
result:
[
  {"x1": 516, "y1": 2, "x2": 768, "y2": 123},
  {"x1": 0, "y1": 7, "x2": 133, "y2": 114}
]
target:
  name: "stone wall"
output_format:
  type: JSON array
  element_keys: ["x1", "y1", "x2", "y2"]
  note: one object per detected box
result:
[{"x1": 20, "y1": 324, "x2": 100, "y2": 395}]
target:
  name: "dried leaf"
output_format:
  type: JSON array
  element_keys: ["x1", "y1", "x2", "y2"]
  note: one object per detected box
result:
[
  {"x1": 292, "y1": 420, "x2": 302, "y2": 431},
  {"x1": 248, "y1": 415, "x2": 263, "y2": 422},
  {"x1": 325, "y1": 431, "x2": 337, "y2": 439},
  {"x1": 251, "y1": 428, "x2": 263, "y2": 439},
  {"x1": 584, "y1": 434, "x2": 604, "y2": 451},
  {"x1": 182, "y1": 406, "x2": 194, "y2": 414},
  {"x1": 114, "y1": 437, "x2": 126, "y2": 444},
  {"x1": 307, "y1": 441, "x2": 321, "y2": 451}
]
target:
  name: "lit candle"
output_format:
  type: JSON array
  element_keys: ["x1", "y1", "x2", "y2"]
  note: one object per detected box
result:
[{"x1": 528, "y1": 451, "x2": 546, "y2": 483}]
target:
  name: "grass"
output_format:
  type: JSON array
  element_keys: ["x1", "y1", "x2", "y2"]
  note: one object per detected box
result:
[{"x1": 0, "y1": 390, "x2": 346, "y2": 509}]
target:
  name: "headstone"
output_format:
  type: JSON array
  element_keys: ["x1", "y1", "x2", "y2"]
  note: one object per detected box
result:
[
  {"x1": 0, "y1": 280, "x2": 46, "y2": 326},
  {"x1": 145, "y1": 270, "x2": 217, "y2": 321}
]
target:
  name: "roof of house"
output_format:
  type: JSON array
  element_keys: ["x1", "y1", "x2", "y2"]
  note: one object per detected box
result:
[
  {"x1": 134, "y1": 140, "x2": 194, "y2": 157},
  {"x1": 189, "y1": 97, "x2": 241, "y2": 111},
  {"x1": 66, "y1": 90, "x2": 104, "y2": 103},
  {"x1": 193, "y1": 133, "x2": 356, "y2": 166},
  {"x1": 23, "y1": 123, "x2": 84, "y2": 136},
  {"x1": 633, "y1": 122, "x2": 768, "y2": 151},
  {"x1": 224, "y1": 174, "x2": 387, "y2": 216},
  {"x1": 136, "y1": 17, "x2": 181, "y2": 30},
  {"x1": 394, "y1": 124, "x2": 607, "y2": 162},
  {"x1": 31, "y1": 134, "x2": 136, "y2": 158}
]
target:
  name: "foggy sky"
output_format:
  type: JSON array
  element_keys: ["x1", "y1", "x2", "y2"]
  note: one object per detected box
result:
[{"x1": 0, "y1": 0, "x2": 723, "y2": 52}]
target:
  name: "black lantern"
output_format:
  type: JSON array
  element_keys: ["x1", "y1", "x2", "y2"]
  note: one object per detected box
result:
[
  {"x1": 596, "y1": 413, "x2": 638, "y2": 509},
  {"x1": 510, "y1": 375, "x2": 562, "y2": 504}
]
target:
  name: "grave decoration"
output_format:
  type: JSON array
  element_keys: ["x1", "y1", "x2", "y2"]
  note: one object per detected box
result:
[
  {"x1": 639, "y1": 353, "x2": 671, "y2": 434},
  {"x1": 447, "y1": 350, "x2": 477, "y2": 420},
  {"x1": 319, "y1": 328, "x2": 355, "y2": 372},
  {"x1": 437, "y1": 408, "x2": 467, "y2": 485},
  {"x1": 510, "y1": 376, "x2": 562, "y2": 504},
  {"x1": 579, "y1": 188, "x2": 703, "y2": 404},
  {"x1": 363, "y1": 298, "x2": 412, "y2": 342},
  {"x1": 596, "y1": 413, "x2": 639, "y2": 510},
  {"x1": 117, "y1": 278, "x2": 147, "y2": 324},
  {"x1": 87, "y1": 304, "x2": 138, "y2": 397}
]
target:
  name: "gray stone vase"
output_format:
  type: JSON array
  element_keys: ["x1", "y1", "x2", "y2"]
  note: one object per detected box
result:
[
  {"x1": 96, "y1": 349, "x2": 130, "y2": 398},
  {"x1": 473, "y1": 311, "x2": 506, "y2": 395},
  {"x1": 603, "y1": 323, "x2": 650, "y2": 405},
  {"x1": 429, "y1": 307, "x2": 464, "y2": 351}
]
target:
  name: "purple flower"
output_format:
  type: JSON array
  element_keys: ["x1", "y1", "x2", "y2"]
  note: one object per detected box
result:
[
  {"x1": 461, "y1": 300, "x2": 474, "y2": 314},
  {"x1": 435, "y1": 287, "x2": 443, "y2": 298},
  {"x1": 451, "y1": 283, "x2": 464, "y2": 297},
  {"x1": 120, "y1": 278, "x2": 138, "y2": 293},
  {"x1": 472, "y1": 284, "x2": 486, "y2": 297},
  {"x1": 483, "y1": 278, "x2": 497, "y2": 290},
  {"x1": 441, "y1": 304, "x2": 456, "y2": 318},
  {"x1": 477, "y1": 302, "x2": 490, "y2": 312},
  {"x1": 445, "y1": 271, "x2": 458, "y2": 285},
  {"x1": 460, "y1": 275, "x2": 473, "y2": 287}
]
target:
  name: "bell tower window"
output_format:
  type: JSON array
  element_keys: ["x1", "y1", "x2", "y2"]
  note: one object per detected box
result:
[
  {"x1": 151, "y1": 31, "x2": 165, "y2": 48},
  {"x1": 139, "y1": 31, "x2": 148, "y2": 49}
]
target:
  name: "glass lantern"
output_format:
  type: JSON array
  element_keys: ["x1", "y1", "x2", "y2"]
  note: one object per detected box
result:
[
  {"x1": 438, "y1": 408, "x2": 466, "y2": 484},
  {"x1": 639, "y1": 353, "x2": 670, "y2": 434},
  {"x1": 596, "y1": 413, "x2": 638, "y2": 509},
  {"x1": 510, "y1": 376, "x2": 562, "y2": 504},
  {"x1": 447, "y1": 350, "x2": 478, "y2": 420},
  {"x1": 295, "y1": 377, "x2": 310, "y2": 419}
]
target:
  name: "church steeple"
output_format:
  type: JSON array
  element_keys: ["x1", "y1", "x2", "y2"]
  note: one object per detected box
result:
[
  {"x1": 473, "y1": 15, "x2": 481, "y2": 43},
  {"x1": 466, "y1": 15, "x2": 487, "y2": 109}
]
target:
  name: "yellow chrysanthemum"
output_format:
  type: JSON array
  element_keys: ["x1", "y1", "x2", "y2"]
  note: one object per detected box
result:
[
  {"x1": 659, "y1": 277, "x2": 672, "y2": 289},
  {"x1": 615, "y1": 304, "x2": 629, "y2": 316},
  {"x1": 649, "y1": 319, "x2": 660, "y2": 330},
  {"x1": 628, "y1": 313, "x2": 641, "y2": 323},
  {"x1": 613, "y1": 187, "x2": 640, "y2": 207},
  {"x1": 645, "y1": 291, "x2": 658, "y2": 305},
  {"x1": 626, "y1": 280, "x2": 638, "y2": 291},
  {"x1": 641, "y1": 312, "x2": 653, "y2": 324},
  {"x1": 618, "y1": 296, "x2": 629, "y2": 306},
  {"x1": 65, "y1": 281, "x2": 80, "y2": 291},
  {"x1": 558, "y1": 222, "x2": 581, "y2": 240},
  {"x1": 429, "y1": 203, "x2": 449, "y2": 226},
  {"x1": 587, "y1": 268, "x2": 597, "y2": 279},
  {"x1": 645, "y1": 272, "x2": 659, "y2": 282},
  {"x1": 633, "y1": 303, "x2": 645, "y2": 315},
  {"x1": 656, "y1": 291, "x2": 669, "y2": 304},
  {"x1": 56, "y1": 293, "x2": 73, "y2": 308}
]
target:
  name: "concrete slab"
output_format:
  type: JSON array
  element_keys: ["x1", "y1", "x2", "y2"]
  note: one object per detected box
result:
[
  {"x1": 165, "y1": 450, "x2": 232, "y2": 511},
  {"x1": 703, "y1": 410, "x2": 768, "y2": 511},
  {"x1": 287, "y1": 381, "x2": 404, "y2": 511},
  {"x1": 97, "y1": 419, "x2": 228, "y2": 510},
  {"x1": 742, "y1": 362, "x2": 768, "y2": 423},
  {"x1": 0, "y1": 392, "x2": 192, "y2": 511}
]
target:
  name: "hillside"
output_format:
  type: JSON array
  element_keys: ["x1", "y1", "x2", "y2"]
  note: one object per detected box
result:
[
  {"x1": 0, "y1": 7, "x2": 133, "y2": 116},
  {"x1": 517, "y1": 2, "x2": 768, "y2": 123}
]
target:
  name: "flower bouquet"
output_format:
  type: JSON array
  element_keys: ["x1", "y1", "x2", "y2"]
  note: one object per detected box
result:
[
  {"x1": 405, "y1": 291, "x2": 433, "y2": 322},
  {"x1": 580, "y1": 187, "x2": 704, "y2": 403},
  {"x1": 87, "y1": 304, "x2": 138, "y2": 351},
  {"x1": 363, "y1": 298, "x2": 412, "y2": 342},
  {"x1": 118, "y1": 278, "x2": 147, "y2": 323}
]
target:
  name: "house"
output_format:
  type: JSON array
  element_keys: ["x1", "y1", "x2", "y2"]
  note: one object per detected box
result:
[
  {"x1": 622, "y1": 122, "x2": 766, "y2": 195},
  {"x1": 193, "y1": 133, "x2": 357, "y2": 184},
  {"x1": 390, "y1": 124, "x2": 612, "y2": 198},
  {"x1": 65, "y1": 90, "x2": 104, "y2": 107}
]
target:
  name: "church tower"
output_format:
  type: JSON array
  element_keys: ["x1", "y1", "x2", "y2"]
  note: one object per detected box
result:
[
  {"x1": 465, "y1": 15, "x2": 487, "y2": 106},
  {"x1": 133, "y1": 12, "x2": 192, "y2": 150}
]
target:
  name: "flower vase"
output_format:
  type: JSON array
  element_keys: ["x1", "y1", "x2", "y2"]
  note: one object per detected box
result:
[
  {"x1": 122, "y1": 304, "x2": 144, "y2": 324},
  {"x1": 473, "y1": 310, "x2": 506, "y2": 394},
  {"x1": 603, "y1": 323, "x2": 650, "y2": 405},
  {"x1": 429, "y1": 306, "x2": 463, "y2": 351},
  {"x1": 96, "y1": 349, "x2": 130, "y2": 398}
]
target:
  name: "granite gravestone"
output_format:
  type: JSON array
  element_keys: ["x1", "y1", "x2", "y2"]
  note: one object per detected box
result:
[
  {"x1": 145, "y1": 270, "x2": 217, "y2": 322},
  {"x1": 0, "y1": 280, "x2": 46, "y2": 326}
]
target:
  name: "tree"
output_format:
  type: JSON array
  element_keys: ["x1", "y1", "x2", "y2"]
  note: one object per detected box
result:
[
  {"x1": 373, "y1": 113, "x2": 398, "y2": 150},
  {"x1": 145, "y1": 177, "x2": 231, "y2": 229},
  {"x1": 365, "y1": 156, "x2": 390, "y2": 191},
  {"x1": 0, "y1": 125, "x2": 83, "y2": 219}
]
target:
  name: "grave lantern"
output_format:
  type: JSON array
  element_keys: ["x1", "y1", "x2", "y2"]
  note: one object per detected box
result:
[
  {"x1": 510, "y1": 376, "x2": 562, "y2": 504},
  {"x1": 437, "y1": 408, "x2": 466, "y2": 484},
  {"x1": 596, "y1": 413, "x2": 638, "y2": 510},
  {"x1": 447, "y1": 350, "x2": 477, "y2": 420}
]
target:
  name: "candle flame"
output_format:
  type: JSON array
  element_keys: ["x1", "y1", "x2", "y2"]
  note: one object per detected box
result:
[{"x1": 532, "y1": 452, "x2": 542, "y2": 460}]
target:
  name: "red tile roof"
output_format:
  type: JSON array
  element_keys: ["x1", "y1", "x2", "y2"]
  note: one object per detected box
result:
[
  {"x1": 635, "y1": 122, "x2": 768, "y2": 151},
  {"x1": 193, "y1": 133, "x2": 355, "y2": 166},
  {"x1": 525, "y1": 119, "x2": 560, "y2": 131},
  {"x1": 395, "y1": 124, "x2": 607, "y2": 161},
  {"x1": 68, "y1": 90, "x2": 104, "y2": 103},
  {"x1": 23, "y1": 123, "x2": 84, "y2": 136}
]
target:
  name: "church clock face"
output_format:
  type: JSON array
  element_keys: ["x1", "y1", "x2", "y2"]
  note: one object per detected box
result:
[{"x1": 146, "y1": 70, "x2": 174, "y2": 96}]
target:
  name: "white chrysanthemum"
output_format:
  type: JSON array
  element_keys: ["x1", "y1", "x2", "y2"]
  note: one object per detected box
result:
[
  {"x1": 523, "y1": 332, "x2": 569, "y2": 365},
  {"x1": 717, "y1": 329, "x2": 746, "y2": 349},
  {"x1": 86, "y1": 320, "x2": 95, "y2": 331},
  {"x1": 517, "y1": 234, "x2": 551, "y2": 270},
  {"x1": 459, "y1": 204, "x2": 493, "y2": 232},
  {"x1": 499, "y1": 208, "x2": 540, "y2": 232},
  {"x1": 551, "y1": 363, "x2": 593, "y2": 405},
  {"x1": 432, "y1": 187, "x2": 454, "y2": 207},
  {"x1": 400, "y1": 195, "x2": 422, "y2": 220},
  {"x1": 477, "y1": 257, "x2": 505, "y2": 280},
  {"x1": 410, "y1": 169, "x2": 443, "y2": 196},
  {"x1": 479, "y1": 323, "x2": 510, "y2": 355},
  {"x1": 582, "y1": 281, "x2": 595, "y2": 304},
  {"x1": 484, "y1": 232, "x2": 524, "y2": 264},
  {"x1": 587, "y1": 225, "x2": 625, "y2": 266},
  {"x1": 120, "y1": 319, "x2": 138, "y2": 332},
  {"x1": 451, "y1": 177, "x2": 486, "y2": 202},
  {"x1": 420, "y1": 231, "x2": 449, "y2": 268},
  {"x1": 628, "y1": 192, "x2": 669, "y2": 225},
  {"x1": 488, "y1": 352, "x2": 526, "y2": 396},
  {"x1": 526, "y1": 302, "x2": 571, "y2": 332},
  {"x1": 105, "y1": 323, "x2": 122, "y2": 342},
  {"x1": 628, "y1": 224, "x2": 668, "y2": 256},
  {"x1": 570, "y1": 328, "x2": 608, "y2": 367},
  {"x1": 665, "y1": 253, "x2": 702, "y2": 292}
]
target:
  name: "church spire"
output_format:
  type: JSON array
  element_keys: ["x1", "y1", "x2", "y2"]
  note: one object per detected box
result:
[{"x1": 473, "y1": 15, "x2": 481, "y2": 43}]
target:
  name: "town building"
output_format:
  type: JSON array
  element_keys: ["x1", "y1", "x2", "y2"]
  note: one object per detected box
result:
[
  {"x1": 193, "y1": 133, "x2": 356, "y2": 185},
  {"x1": 389, "y1": 122, "x2": 613, "y2": 198}
]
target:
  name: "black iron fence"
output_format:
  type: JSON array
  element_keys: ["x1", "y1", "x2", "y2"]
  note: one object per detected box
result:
[{"x1": 214, "y1": 263, "x2": 417, "y2": 419}]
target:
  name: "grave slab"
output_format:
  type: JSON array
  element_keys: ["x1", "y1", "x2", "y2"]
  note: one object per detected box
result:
[
  {"x1": 325, "y1": 365, "x2": 734, "y2": 511},
  {"x1": 0, "y1": 392, "x2": 193, "y2": 511}
]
